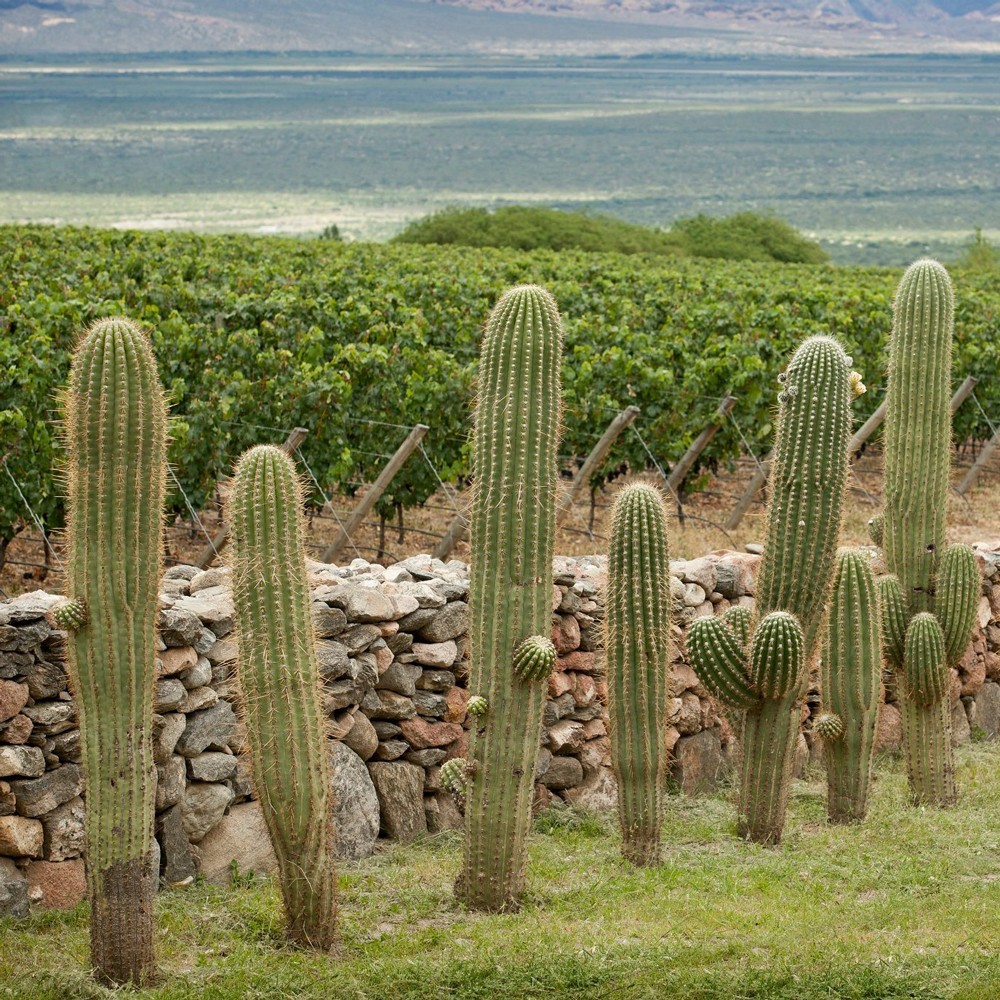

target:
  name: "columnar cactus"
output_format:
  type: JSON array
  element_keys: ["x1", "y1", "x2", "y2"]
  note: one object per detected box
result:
[
  {"x1": 876, "y1": 260, "x2": 980, "y2": 806},
  {"x1": 688, "y1": 336, "x2": 852, "y2": 843},
  {"x1": 228, "y1": 445, "x2": 337, "y2": 950},
  {"x1": 605, "y1": 483, "x2": 671, "y2": 866},
  {"x1": 457, "y1": 285, "x2": 562, "y2": 912},
  {"x1": 62, "y1": 317, "x2": 167, "y2": 986},
  {"x1": 819, "y1": 550, "x2": 881, "y2": 823}
]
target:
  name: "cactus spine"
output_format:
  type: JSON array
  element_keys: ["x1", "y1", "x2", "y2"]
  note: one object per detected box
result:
[
  {"x1": 820, "y1": 550, "x2": 881, "y2": 823},
  {"x1": 605, "y1": 483, "x2": 671, "y2": 866},
  {"x1": 457, "y1": 285, "x2": 561, "y2": 911},
  {"x1": 62, "y1": 317, "x2": 167, "y2": 986},
  {"x1": 688, "y1": 336, "x2": 851, "y2": 843},
  {"x1": 228, "y1": 445, "x2": 337, "y2": 950},
  {"x1": 878, "y1": 260, "x2": 980, "y2": 807}
]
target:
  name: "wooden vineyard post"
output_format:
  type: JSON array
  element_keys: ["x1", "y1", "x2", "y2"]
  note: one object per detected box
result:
[
  {"x1": 195, "y1": 427, "x2": 309, "y2": 568},
  {"x1": 320, "y1": 424, "x2": 429, "y2": 564},
  {"x1": 555, "y1": 406, "x2": 640, "y2": 525},
  {"x1": 724, "y1": 376, "x2": 977, "y2": 531},
  {"x1": 665, "y1": 394, "x2": 737, "y2": 493}
]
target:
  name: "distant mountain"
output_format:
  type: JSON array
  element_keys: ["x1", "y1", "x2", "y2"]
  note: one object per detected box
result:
[{"x1": 0, "y1": 0, "x2": 997, "y2": 55}]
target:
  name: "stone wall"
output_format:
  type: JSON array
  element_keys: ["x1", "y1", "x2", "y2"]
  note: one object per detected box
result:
[{"x1": 2, "y1": 544, "x2": 999, "y2": 915}]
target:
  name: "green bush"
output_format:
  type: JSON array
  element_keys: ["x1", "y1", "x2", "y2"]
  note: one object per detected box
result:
[{"x1": 669, "y1": 211, "x2": 828, "y2": 264}]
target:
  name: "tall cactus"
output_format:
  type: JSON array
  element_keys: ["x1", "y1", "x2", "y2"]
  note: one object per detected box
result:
[
  {"x1": 227, "y1": 445, "x2": 337, "y2": 949},
  {"x1": 688, "y1": 336, "x2": 852, "y2": 844},
  {"x1": 60, "y1": 317, "x2": 167, "y2": 986},
  {"x1": 818, "y1": 549, "x2": 881, "y2": 823},
  {"x1": 457, "y1": 284, "x2": 562, "y2": 911},
  {"x1": 605, "y1": 483, "x2": 671, "y2": 866},
  {"x1": 876, "y1": 260, "x2": 980, "y2": 806}
]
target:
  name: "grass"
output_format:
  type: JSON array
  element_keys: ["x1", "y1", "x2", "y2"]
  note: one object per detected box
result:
[{"x1": 3, "y1": 747, "x2": 1000, "y2": 998}]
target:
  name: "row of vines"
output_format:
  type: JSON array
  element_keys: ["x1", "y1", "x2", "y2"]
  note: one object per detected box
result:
[{"x1": 2, "y1": 223, "x2": 998, "y2": 544}]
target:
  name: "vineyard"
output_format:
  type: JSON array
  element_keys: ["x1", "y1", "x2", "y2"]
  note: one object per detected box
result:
[{"x1": 2, "y1": 224, "x2": 999, "y2": 569}]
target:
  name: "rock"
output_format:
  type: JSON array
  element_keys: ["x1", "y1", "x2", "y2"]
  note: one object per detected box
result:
[
  {"x1": 960, "y1": 651, "x2": 987, "y2": 698},
  {"x1": 177, "y1": 686, "x2": 218, "y2": 714},
  {"x1": 156, "y1": 755, "x2": 187, "y2": 811},
  {"x1": 368, "y1": 690, "x2": 416, "y2": 721},
  {"x1": 322, "y1": 583, "x2": 395, "y2": 623},
  {"x1": 313, "y1": 604, "x2": 348, "y2": 638},
  {"x1": 547, "y1": 719, "x2": 585, "y2": 755},
  {"x1": 25, "y1": 660, "x2": 67, "y2": 701},
  {"x1": 159, "y1": 606, "x2": 205, "y2": 647},
  {"x1": 425, "y1": 792, "x2": 464, "y2": 833},
  {"x1": 0, "y1": 814, "x2": 43, "y2": 857},
  {"x1": 316, "y1": 640, "x2": 352, "y2": 681},
  {"x1": 412, "y1": 640, "x2": 458, "y2": 669},
  {"x1": 0, "y1": 681, "x2": 29, "y2": 724},
  {"x1": 552, "y1": 614, "x2": 581, "y2": 655},
  {"x1": 180, "y1": 657, "x2": 213, "y2": 691},
  {"x1": 189, "y1": 567, "x2": 230, "y2": 595},
  {"x1": 0, "y1": 857, "x2": 28, "y2": 918},
  {"x1": 548, "y1": 672, "x2": 573, "y2": 698},
  {"x1": 22, "y1": 701, "x2": 74, "y2": 732},
  {"x1": 376, "y1": 661, "x2": 421, "y2": 697},
  {"x1": 951, "y1": 700, "x2": 972, "y2": 746},
  {"x1": 181, "y1": 782, "x2": 234, "y2": 843},
  {"x1": 540, "y1": 756, "x2": 584, "y2": 790},
  {"x1": 331, "y1": 742, "x2": 380, "y2": 859},
  {"x1": 9, "y1": 764, "x2": 82, "y2": 818},
  {"x1": 975, "y1": 682, "x2": 1000, "y2": 738},
  {"x1": 875, "y1": 702, "x2": 902, "y2": 753},
  {"x1": 196, "y1": 800, "x2": 277, "y2": 884},
  {"x1": 374, "y1": 740, "x2": 409, "y2": 761},
  {"x1": 417, "y1": 669, "x2": 456, "y2": 693},
  {"x1": 556, "y1": 651, "x2": 597, "y2": 674},
  {"x1": 0, "y1": 746, "x2": 45, "y2": 780},
  {"x1": 187, "y1": 752, "x2": 237, "y2": 783},
  {"x1": 175, "y1": 701, "x2": 237, "y2": 756},
  {"x1": 25, "y1": 859, "x2": 86, "y2": 909},
  {"x1": 158, "y1": 804, "x2": 199, "y2": 886},
  {"x1": 443, "y1": 686, "x2": 470, "y2": 724},
  {"x1": 406, "y1": 748, "x2": 447, "y2": 768},
  {"x1": 159, "y1": 646, "x2": 198, "y2": 677},
  {"x1": 412, "y1": 690, "x2": 447, "y2": 717},
  {"x1": 676, "y1": 692, "x2": 703, "y2": 735},
  {"x1": 670, "y1": 729, "x2": 723, "y2": 795},
  {"x1": 41, "y1": 796, "x2": 84, "y2": 862},
  {"x1": 417, "y1": 602, "x2": 468, "y2": 643},
  {"x1": 399, "y1": 718, "x2": 463, "y2": 750},
  {"x1": 368, "y1": 761, "x2": 427, "y2": 841},
  {"x1": 155, "y1": 678, "x2": 187, "y2": 712},
  {"x1": 341, "y1": 712, "x2": 379, "y2": 761},
  {"x1": 154, "y1": 712, "x2": 187, "y2": 764},
  {"x1": 563, "y1": 766, "x2": 617, "y2": 812},
  {"x1": 339, "y1": 624, "x2": 382, "y2": 655},
  {"x1": 1, "y1": 714, "x2": 33, "y2": 746}
]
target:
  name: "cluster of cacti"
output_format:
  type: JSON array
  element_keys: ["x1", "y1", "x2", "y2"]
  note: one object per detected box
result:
[
  {"x1": 456, "y1": 284, "x2": 563, "y2": 912},
  {"x1": 817, "y1": 550, "x2": 881, "y2": 823},
  {"x1": 60, "y1": 317, "x2": 168, "y2": 986},
  {"x1": 871, "y1": 259, "x2": 980, "y2": 807},
  {"x1": 604, "y1": 483, "x2": 672, "y2": 866},
  {"x1": 688, "y1": 335, "x2": 853, "y2": 844},
  {"x1": 227, "y1": 445, "x2": 338, "y2": 950}
]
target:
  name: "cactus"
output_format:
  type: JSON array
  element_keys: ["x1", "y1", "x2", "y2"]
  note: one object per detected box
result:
[
  {"x1": 457, "y1": 285, "x2": 562, "y2": 912},
  {"x1": 227, "y1": 445, "x2": 337, "y2": 950},
  {"x1": 61, "y1": 317, "x2": 167, "y2": 986},
  {"x1": 605, "y1": 483, "x2": 672, "y2": 866},
  {"x1": 467, "y1": 696, "x2": 488, "y2": 717},
  {"x1": 877, "y1": 260, "x2": 980, "y2": 806},
  {"x1": 688, "y1": 335, "x2": 852, "y2": 844},
  {"x1": 819, "y1": 550, "x2": 881, "y2": 823}
]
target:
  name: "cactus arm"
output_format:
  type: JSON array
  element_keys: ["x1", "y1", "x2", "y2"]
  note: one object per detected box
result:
[
  {"x1": 937, "y1": 544, "x2": 980, "y2": 667},
  {"x1": 605, "y1": 483, "x2": 672, "y2": 867},
  {"x1": 821, "y1": 549, "x2": 881, "y2": 823},
  {"x1": 902, "y1": 613, "x2": 950, "y2": 708},
  {"x1": 867, "y1": 513, "x2": 884, "y2": 548},
  {"x1": 721, "y1": 605, "x2": 752, "y2": 647},
  {"x1": 687, "y1": 616, "x2": 759, "y2": 710},
  {"x1": 228, "y1": 446, "x2": 337, "y2": 950},
  {"x1": 878, "y1": 575, "x2": 907, "y2": 668},
  {"x1": 459, "y1": 285, "x2": 561, "y2": 912},
  {"x1": 749, "y1": 612, "x2": 805, "y2": 700},
  {"x1": 63, "y1": 318, "x2": 167, "y2": 986}
]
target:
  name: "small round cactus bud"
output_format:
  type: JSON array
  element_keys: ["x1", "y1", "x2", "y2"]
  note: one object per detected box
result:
[
  {"x1": 867, "y1": 514, "x2": 885, "y2": 548},
  {"x1": 51, "y1": 598, "x2": 88, "y2": 631},
  {"x1": 512, "y1": 635, "x2": 556, "y2": 683},
  {"x1": 440, "y1": 758, "x2": 468, "y2": 795},
  {"x1": 814, "y1": 712, "x2": 845, "y2": 742},
  {"x1": 467, "y1": 695, "x2": 488, "y2": 717}
]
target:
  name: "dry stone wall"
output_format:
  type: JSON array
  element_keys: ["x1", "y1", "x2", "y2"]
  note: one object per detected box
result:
[{"x1": 2, "y1": 543, "x2": 999, "y2": 915}]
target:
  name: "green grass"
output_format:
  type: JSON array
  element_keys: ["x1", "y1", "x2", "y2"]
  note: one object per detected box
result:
[{"x1": 3, "y1": 746, "x2": 1000, "y2": 998}]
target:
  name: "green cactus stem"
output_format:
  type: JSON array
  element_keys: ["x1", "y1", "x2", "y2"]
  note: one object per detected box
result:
[
  {"x1": 228, "y1": 445, "x2": 337, "y2": 951},
  {"x1": 62, "y1": 317, "x2": 167, "y2": 986},
  {"x1": 721, "y1": 605, "x2": 753, "y2": 648},
  {"x1": 821, "y1": 550, "x2": 881, "y2": 823},
  {"x1": 688, "y1": 335, "x2": 852, "y2": 844},
  {"x1": 458, "y1": 285, "x2": 562, "y2": 912},
  {"x1": 878, "y1": 259, "x2": 980, "y2": 807},
  {"x1": 605, "y1": 482, "x2": 672, "y2": 866}
]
